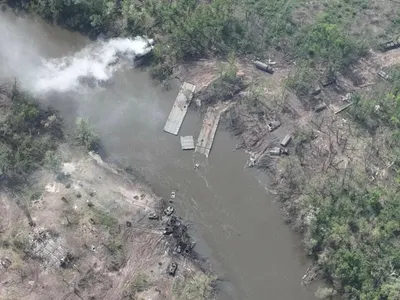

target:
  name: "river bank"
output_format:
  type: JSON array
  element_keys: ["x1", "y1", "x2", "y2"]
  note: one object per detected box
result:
[
  {"x1": 5, "y1": 1, "x2": 400, "y2": 298},
  {"x1": 0, "y1": 151, "x2": 215, "y2": 300},
  {"x1": 0, "y1": 81, "x2": 216, "y2": 300},
  {"x1": 0, "y1": 9, "x2": 319, "y2": 300},
  {"x1": 177, "y1": 43, "x2": 400, "y2": 298}
]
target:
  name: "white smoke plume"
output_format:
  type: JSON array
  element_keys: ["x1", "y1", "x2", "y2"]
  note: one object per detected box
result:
[
  {"x1": 34, "y1": 37, "x2": 154, "y2": 94},
  {"x1": 0, "y1": 11, "x2": 154, "y2": 95}
]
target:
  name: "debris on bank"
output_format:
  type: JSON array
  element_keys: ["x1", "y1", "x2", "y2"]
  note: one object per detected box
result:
[
  {"x1": 280, "y1": 135, "x2": 292, "y2": 147},
  {"x1": 163, "y1": 212, "x2": 196, "y2": 257},
  {"x1": 148, "y1": 212, "x2": 159, "y2": 220},
  {"x1": 380, "y1": 38, "x2": 400, "y2": 52},
  {"x1": 269, "y1": 147, "x2": 289, "y2": 156},
  {"x1": 320, "y1": 76, "x2": 336, "y2": 87},
  {"x1": 315, "y1": 103, "x2": 327, "y2": 112},
  {"x1": 254, "y1": 60, "x2": 274, "y2": 74},
  {"x1": 334, "y1": 102, "x2": 354, "y2": 115},
  {"x1": 341, "y1": 92, "x2": 354, "y2": 103},
  {"x1": 267, "y1": 120, "x2": 281, "y2": 132},
  {"x1": 311, "y1": 86, "x2": 322, "y2": 96},
  {"x1": 0, "y1": 150, "x2": 214, "y2": 299},
  {"x1": 378, "y1": 70, "x2": 391, "y2": 81},
  {"x1": 168, "y1": 262, "x2": 178, "y2": 276},
  {"x1": 269, "y1": 147, "x2": 282, "y2": 156},
  {"x1": 164, "y1": 206, "x2": 174, "y2": 216}
]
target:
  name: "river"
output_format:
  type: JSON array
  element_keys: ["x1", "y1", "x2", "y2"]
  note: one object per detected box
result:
[{"x1": 0, "y1": 9, "x2": 318, "y2": 300}]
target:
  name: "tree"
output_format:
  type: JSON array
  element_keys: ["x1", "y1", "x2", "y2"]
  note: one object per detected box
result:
[{"x1": 74, "y1": 117, "x2": 100, "y2": 152}]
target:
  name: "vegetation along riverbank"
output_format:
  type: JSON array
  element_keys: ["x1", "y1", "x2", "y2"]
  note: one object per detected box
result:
[
  {"x1": 0, "y1": 83, "x2": 215, "y2": 299},
  {"x1": 2, "y1": 0, "x2": 400, "y2": 299}
]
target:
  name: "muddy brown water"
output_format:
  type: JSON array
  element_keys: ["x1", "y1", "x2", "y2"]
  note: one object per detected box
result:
[{"x1": 0, "y1": 10, "x2": 319, "y2": 300}]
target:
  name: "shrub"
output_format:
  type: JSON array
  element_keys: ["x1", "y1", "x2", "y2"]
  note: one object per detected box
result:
[
  {"x1": 302, "y1": 174, "x2": 400, "y2": 299},
  {"x1": 315, "y1": 287, "x2": 337, "y2": 299},
  {"x1": 295, "y1": 20, "x2": 366, "y2": 72},
  {"x1": 43, "y1": 150, "x2": 61, "y2": 172},
  {"x1": 173, "y1": 273, "x2": 215, "y2": 300},
  {"x1": 0, "y1": 84, "x2": 62, "y2": 183},
  {"x1": 74, "y1": 117, "x2": 100, "y2": 152},
  {"x1": 286, "y1": 62, "x2": 319, "y2": 98}
]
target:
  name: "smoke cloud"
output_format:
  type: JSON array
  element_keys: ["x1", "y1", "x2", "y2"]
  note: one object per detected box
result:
[{"x1": 0, "y1": 10, "x2": 153, "y2": 95}]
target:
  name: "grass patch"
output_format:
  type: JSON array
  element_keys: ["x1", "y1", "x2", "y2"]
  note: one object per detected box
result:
[
  {"x1": 173, "y1": 273, "x2": 215, "y2": 300},
  {"x1": 122, "y1": 274, "x2": 150, "y2": 298}
]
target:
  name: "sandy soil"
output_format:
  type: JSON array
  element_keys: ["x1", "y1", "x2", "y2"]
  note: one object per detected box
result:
[{"x1": 0, "y1": 146, "x2": 214, "y2": 300}]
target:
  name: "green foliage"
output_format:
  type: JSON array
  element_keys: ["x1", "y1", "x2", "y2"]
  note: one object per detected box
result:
[
  {"x1": 349, "y1": 70, "x2": 400, "y2": 137},
  {"x1": 0, "y1": 142, "x2": 13, "y2": 177},
  {"x1": 154, "y1": 0, "x2": 236, "y2": 58},
  {"x1": 74, "y1": 117, "x2": 100, "y2": 152},
  {"x1": 293, "y1": 128, "x2": 316, "y2": 157},
  {"x1": 104, "y1": 237, "x2": 123, "y2": 256},
  {"x1": 242, "y1": 86, "x2": 265, "y2": 113},
  {"x1": 131, "y1": 274, "x2": 149, "y2": 293},
  {"x1": 94, "y1": 209, "x2": 118, "y2": 231},
  {"x1": 315, "y1": 287, "x2": 337, "y2": 299},
  {"x1": 354, "y1": 92, "x2": 400, "y2": 130},
  {"x1": 173, "y1": 273, "x2": 215, "y2": 300},
  {"x1": 144, "y1": 0, "x2": 252, "y2": 79},
  {"x1": 303, "y1": 77, "x2": 400, "y2": 298},
  {"x1": 0, "y1": 85, "x2": 62, "y2": 183},
  {"x1": 219, "y1": 53, "x2": 238, "y2": 82},
  {"x1": 241, "y1": 0, "x2": 296, "y2": 51},
  {"x1": 29, "y1": 0, "x2": 118, "y2": 36},
  {"x1": 295, "y1": 19, "x2": 366, "y2": 72},
  {"x1": 303, "y1": 171, "x2": 400, "y2": 299},
  {"x1": 381, "y1": 277, "x2": 400, "y2": 300},
  {"x1": 122, "y1": 274, "x2": 150, "y2": 298},
  {"x1": 11, "y1": 231, "x2": 30, "y2": 254},
  {"x1": 43, "y1": 150, "x2": 61, "y2": 172},
  {"x1": 286, "y1": 62, "x2": 319, "y2": 97},
  {"x1": 8, "y1": 0, "x2": 297, "y2": 80},
  {"x1": 149, "y1": 43, "x2": 174, "y2": 82}
]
